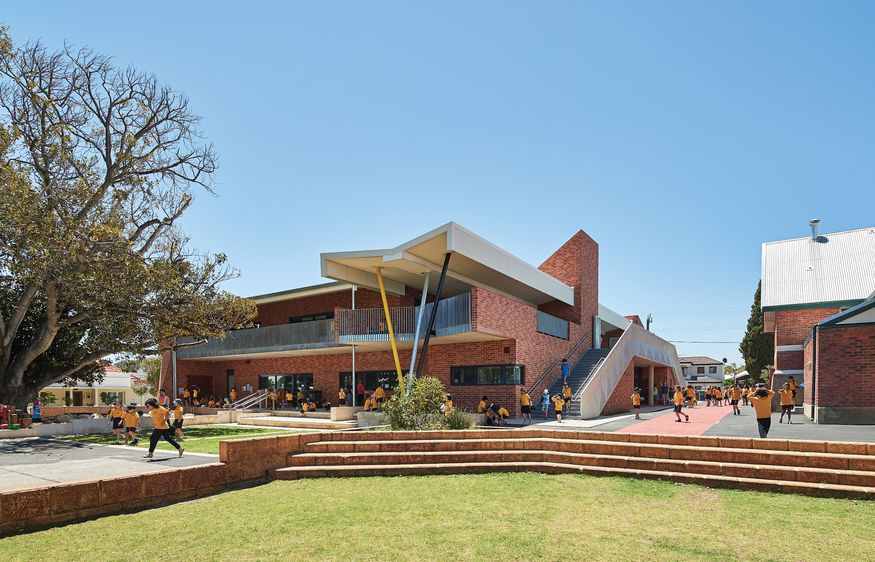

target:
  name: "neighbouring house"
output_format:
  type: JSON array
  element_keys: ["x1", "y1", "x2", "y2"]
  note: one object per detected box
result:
[
  {"x1": 762, "y1": 220, "x2": 875, "y2": 424},
  {"x1": 41, "y1": 364, "x2": 147, "y2": 407},
  {"x1": 678, "y1": 356, "x2": 725, "y2": 391},
  {"x1": 163, "y1": 222, "x2": 684, "y2": 418}
]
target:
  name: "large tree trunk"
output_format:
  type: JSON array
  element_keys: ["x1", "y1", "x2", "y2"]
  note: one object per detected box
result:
[{"x1": 0, "y1": 382, "x2": 38, "y2": 410}]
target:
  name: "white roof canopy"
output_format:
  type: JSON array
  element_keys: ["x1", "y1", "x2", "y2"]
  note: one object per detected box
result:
[
  {"x1": 762, "y1": 226, "x2": 875, "y2": 310},
  {"x1": 320, "y1": 222, "x2": 575, "y2": 306}
]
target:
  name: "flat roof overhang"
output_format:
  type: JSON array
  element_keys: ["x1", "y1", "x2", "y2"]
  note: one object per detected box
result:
[{"x1": 320, "y1": 222, "x2": 575, "y2": 306}]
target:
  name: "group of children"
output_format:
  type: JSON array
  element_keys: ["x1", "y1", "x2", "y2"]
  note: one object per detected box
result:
[
  {"x1": 181, "y1": 386, "x2": 232, "y2": 409},
  {"x1": 106, "y1": 397, "x2": 187, "y2": 456},
  {"x1": 477, "y1": 395, "x2": 512, "y2": 425},
  {"x1": 631, "y1": 378, "x2": 799, "y2": 438}
]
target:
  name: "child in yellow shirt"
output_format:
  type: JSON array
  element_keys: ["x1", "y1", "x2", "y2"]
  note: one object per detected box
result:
[
  {"x1": 631, "y1": 387, "x2": 642, "y2": 419},
  {"x1": 123, "y1": 405, "x2": 140, "y2": 446},
  {"x1": 673, "y1": 386, "x2": 690, "y2": 423},
  {"x1": 779, "y1": 383, "x2": 795, "y2": 424},
  {"x1": 551, "y1": 394, "x2": 565, "y2": 423}
]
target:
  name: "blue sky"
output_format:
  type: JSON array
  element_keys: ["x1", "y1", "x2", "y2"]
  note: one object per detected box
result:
[{"x1": 5, "y1": 1, "x2": 875, "y2": 365}]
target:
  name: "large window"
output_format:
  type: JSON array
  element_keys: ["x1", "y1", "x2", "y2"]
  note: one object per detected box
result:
[
  {"x1": 708, "y1": 366, "x2": 717, "y2": 374},
  {"x1": 451, "y1": 364, "x2": 524, "y2": 386},
  {"x1": 259, "y1": 374, "x2": 313, "y2": 392},
  {"x1": 339, "y1": 370, "x2": 395, "y2": 392},
  {"x1": 696, "y1": 366, "x2": 705, "y2": 374}
]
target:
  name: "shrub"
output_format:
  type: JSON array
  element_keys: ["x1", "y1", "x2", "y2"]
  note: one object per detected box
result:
[
  {"x1": 37, "y1": 391, "x2": 57, "y2": 405},
  {"x1": 382, "y1": 376, "x2": 447, "y2": 430},
  {"x1": 445, "y1": 408, "x2": 475, "y2": 430}
]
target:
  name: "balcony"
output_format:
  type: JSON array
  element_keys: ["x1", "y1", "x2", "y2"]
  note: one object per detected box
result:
[
  {"x1": 337, "y1": 292, "x2": 472, "y2": 343},
  {"x1": 175, "y1": 318, "x2": 338, "y2": 359}
]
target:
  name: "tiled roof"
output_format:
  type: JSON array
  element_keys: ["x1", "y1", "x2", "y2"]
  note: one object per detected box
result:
[{"x1": 678, "y1": 356, "x2": 722, "y2": 365}]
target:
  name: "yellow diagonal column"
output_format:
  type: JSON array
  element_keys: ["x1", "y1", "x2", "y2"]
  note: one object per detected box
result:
[{"x1": 376, "y1": 267, "x2": 405, "y2": 393}]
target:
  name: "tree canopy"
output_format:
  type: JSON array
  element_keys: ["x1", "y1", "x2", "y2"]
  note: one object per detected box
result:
[
  {"x1": 739, "y1": 280, "x2": 774, "y2": 383},
  {"x1": 0, "y1": 28, "x2": 255, "y2": 407}
]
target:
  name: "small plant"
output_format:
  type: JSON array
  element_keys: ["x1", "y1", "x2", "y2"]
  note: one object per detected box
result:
[
  {"x1": 37, "y1": 391, "x2": 57, "y2": 405},
  {"x1": 382, "y1": 376, "x2": 446, "y2": 430},
  {"x1": 445, "y1": 408, "x2": 475, "y2": 430}
]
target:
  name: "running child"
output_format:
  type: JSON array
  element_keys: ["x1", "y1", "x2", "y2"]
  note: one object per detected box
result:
[
  {"x1": 143, "y1": 398, "x2": 183, "y2": 459},
  {"x1": 123, "y1": 404, "x2": 140, "y2": 446},
  {"x1": 631, "y1": 387, "x2": 642, "y2": 419},
  {"x1": 172, "y1": 398, "x2": 185, "y2": 441},
  {"x1": 673, "y1": 386, "x2": 689, "y2": 423},
  {"x1": 779, "y1": 383, "x2": 794, "y2": 424}
]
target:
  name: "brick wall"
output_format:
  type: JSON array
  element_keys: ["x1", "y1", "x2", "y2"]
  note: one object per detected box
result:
[
  {"x1": 600, "y1": 361, "x2": 635, "y2": 415},
  {"x1": 815, "y1": 324, "x2": 875, "y2": 408},
  {"x1": 256, "y1": 287, "x2": 421, "y2": 327},
  {"x1": 537, "y1": 230, "x2": 599, "y2": 327}
]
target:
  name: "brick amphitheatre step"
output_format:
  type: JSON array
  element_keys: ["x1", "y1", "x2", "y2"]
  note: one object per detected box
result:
[{"x1": 270, "y1": 430, "x2": 875, "y2": 499}]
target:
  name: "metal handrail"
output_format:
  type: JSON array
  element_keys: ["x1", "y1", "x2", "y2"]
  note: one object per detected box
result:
[
  {"x1": 526, "y1": 332, "x2": 591, "y2": 398},
  {"x1": 337, "y1": 292, "x2": 471, "y2": 343},
  {"x1": 231, "y1": 389, "x2": 269, "y2": 410}
]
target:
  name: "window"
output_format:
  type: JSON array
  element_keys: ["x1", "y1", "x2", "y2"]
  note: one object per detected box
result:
[
  {"x1": 708, "y1": 366, "x2": 717, "y2": 374},
  {"x1": 289, "y1": 312, "x2": 334, "y2": 324},
  {"x1": 450, "y1": 364, "x2": 524, "y2": 386},
  {"x1": 696, "y1": 366, "x2": 705, "y2": 374},
  {"x1": 339, "y1": 370, "x2": 395, "y2": 392},
  {"x1": 682, "y1": 367, "x2": 690, "y2": 377}
]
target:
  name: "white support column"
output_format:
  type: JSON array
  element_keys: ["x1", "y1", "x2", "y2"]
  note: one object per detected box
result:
[
  {"x1": 408, "y1": 272, "x2": 431, "y2": 395},
  {"x1": 351, "y1": 285, "x2": 356, "y2": 407},
  {"x1": 648, "y1": 365, "x2": 655, "y2": 406},
  {"x1": 593, "y1": 316, "x2": 602, "y2": 349}
]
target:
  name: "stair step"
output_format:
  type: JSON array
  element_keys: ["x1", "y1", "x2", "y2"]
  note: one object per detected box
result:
[
  {"x1": 272, "y1": 461, "x2": 875, "y2": 500},
  {"x1": 301, "y1": 438, "x2": 875, "y2": 471},
  {"x1": 289, "y1": 450, "x2": 875, "y2": 486},
  {"x1": 287, "y1": 449, "x2": 875, "y2": 487}
]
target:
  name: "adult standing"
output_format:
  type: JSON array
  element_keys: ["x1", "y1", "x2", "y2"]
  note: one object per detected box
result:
[
  {"x1": 356, "y1": 381, "x2": 365, "y2": 406},
  {"x1": 157, "y1": 389, "x2": 170, "y2": 409},
  {"x1": 660, "y1": 383, "x2": 669, "y2": 406},
  {"x1": 143, "y1": 398, "x2": 184, "y2": 459},
  {"x1": 748, "y1": 384, "x2": 776, "y2": 439}
]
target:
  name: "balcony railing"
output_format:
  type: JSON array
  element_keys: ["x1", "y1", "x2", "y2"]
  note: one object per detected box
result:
[
  {"x1": 175, "y1": 319, "x2": 337, "y2": 359},
  {"x1": 536, "y1": 310, "x2": 569, "y2": 339},
  {"x1": 337, "y1": 292, "x2": 472, "y2": 343}
]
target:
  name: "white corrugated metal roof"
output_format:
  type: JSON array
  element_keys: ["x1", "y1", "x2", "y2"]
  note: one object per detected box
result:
[{"x1": 761, "y1": 226, "x2": 875, "y2": 310}]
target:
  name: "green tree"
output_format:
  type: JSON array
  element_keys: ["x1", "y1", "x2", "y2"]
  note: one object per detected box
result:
[
  {"x1": 0, "y1": 28, "x2": 256, "y2": 407},
  {"x1": 739, "y1": 281, "x2": 774, "y2": 383}
]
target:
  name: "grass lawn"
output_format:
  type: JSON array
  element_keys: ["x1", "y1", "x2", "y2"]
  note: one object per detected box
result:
[
  {"x1": 2, "y1": 472, "x2": 874, "y2": 561},
  {"x1": 56, "y1": 425, "x2": 307, "y2": 455}
]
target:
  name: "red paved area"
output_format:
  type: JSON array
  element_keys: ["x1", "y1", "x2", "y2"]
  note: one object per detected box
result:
[{"x1": 615, "y1": 403, "x2": 734, "y2": 436}]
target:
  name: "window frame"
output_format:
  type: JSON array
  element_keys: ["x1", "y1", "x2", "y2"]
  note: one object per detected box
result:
[{"x1": 450, "y1": 364, "x2": 525, "y2": 386}]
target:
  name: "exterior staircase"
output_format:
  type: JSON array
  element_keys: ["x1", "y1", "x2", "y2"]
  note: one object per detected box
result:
[
  {"x1": 270, "y1": 429, "x2": 875, "y2": 499},
  {"x1": 544, "y1": 348, "x2": 611, "y2": 418}
]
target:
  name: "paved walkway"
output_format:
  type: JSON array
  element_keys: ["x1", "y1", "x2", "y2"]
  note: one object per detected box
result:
[
  {"x1": 615, "y1": 403, "x2": 734, "y2": 436},
  {"x1": 0, "y1": 437, "x2": 217, "y2": 492},
  {"x1": 704, "y1": 407, "x2": 875, "y2": 442}
]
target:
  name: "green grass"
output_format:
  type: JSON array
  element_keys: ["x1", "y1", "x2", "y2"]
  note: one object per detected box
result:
[
  {"x1": 2, "y1": 473, "x2": 874, "y2": 561},
  {"x1": 57, "y1": 425, "x2": 306, "y2": 455}
]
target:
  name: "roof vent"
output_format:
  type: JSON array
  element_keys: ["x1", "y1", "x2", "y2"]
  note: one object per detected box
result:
[{"x1": 809, "y1": 218, "x2": 820, "y2": 241}]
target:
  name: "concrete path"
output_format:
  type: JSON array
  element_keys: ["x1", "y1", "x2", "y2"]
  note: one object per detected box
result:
[{"x1": 0, "y1": 437, "x2": 217, "y2": 492}]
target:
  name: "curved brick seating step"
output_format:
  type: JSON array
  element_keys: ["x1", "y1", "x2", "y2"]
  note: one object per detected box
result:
[
  {"x1": 313, "y1": 429, "x2": 875, "y2": 457},
  {"x1": 287, "y1": 449, "x2": 875, "y2": 487},
  {"x1": 300, "y1": 438, "x2": 875, "y2": 472},
  {"x1": 271, "y1": 461, "x2": 875, "y2": 500}
]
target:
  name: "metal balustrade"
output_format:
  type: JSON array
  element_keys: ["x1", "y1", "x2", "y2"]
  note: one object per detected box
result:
[
  {"x1": 337, "y1": 292, "x2": 472, "y2": 343},
  {"x1": 536, "y1": 310, "x2": 569, "y2": 339},
  {"x1": 176, "y1": 318, "x2": 337, "y2": 359}
]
